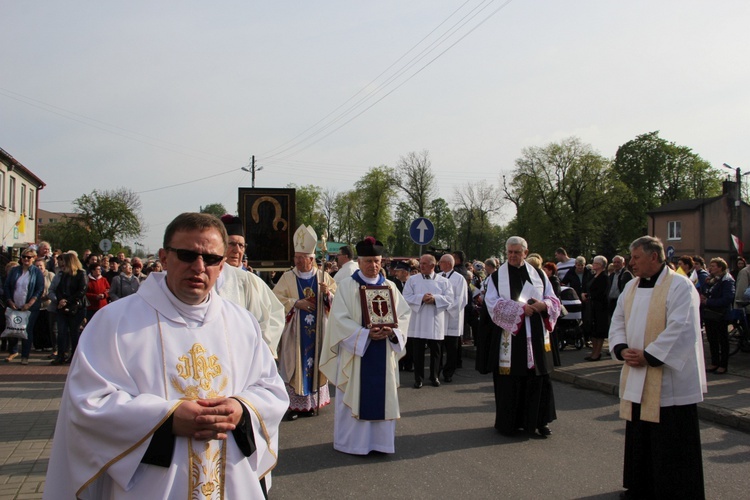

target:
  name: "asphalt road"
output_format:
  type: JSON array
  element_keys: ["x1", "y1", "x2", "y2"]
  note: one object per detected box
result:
[{"x1": 271, "y1": 368, "x2": 750, "y2": 499}]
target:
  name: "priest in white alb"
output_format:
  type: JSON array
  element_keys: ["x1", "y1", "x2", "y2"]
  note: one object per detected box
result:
[
  {"x1": 215, "y1": 214, "x2": 285, "y2": 358},
  {"x1": 402, "y1": 254, "x2": 453, "y2": 388},
  {"x1": 609, "y1": 236, "x2": 706, "y2": 499},
  {"x1": 43, "y1": 213, "x2": 288, "y2": 499},
  {"x1": 321, "y1": 237, "x2": 410, "y2": 455}
]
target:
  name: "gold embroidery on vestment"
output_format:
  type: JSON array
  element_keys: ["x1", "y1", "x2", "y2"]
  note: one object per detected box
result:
[
  {"x1": 189, "y1": 440, "x2": 225, "y2": 499},
  {"x1": 171, "y1": 343, "x2": 228, "y2": 399}
]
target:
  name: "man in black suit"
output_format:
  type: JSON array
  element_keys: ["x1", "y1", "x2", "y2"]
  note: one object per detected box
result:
[{"x1": 607, "y1": 255, "x2": 633, "y2": 319}]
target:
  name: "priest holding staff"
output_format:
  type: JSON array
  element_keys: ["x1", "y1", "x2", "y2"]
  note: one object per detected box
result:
[{"x1": 273, "y1": 224, "x2": 337, "y2": 419}]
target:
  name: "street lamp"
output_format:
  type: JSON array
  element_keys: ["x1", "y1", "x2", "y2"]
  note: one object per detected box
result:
[{"x1": 241, "y1": 155, "x2": 264, "y2": 188}]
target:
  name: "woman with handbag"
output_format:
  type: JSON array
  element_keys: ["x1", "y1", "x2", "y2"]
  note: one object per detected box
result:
[
  {"x1": 3, "y1": 247, "x2": 44, "y2": 365},
  {"x1": 700, "y1": 257, "x2": 736, "y2": 375},
  {"x1": 49, "y1": 253, "x2": 87, "y2": 365}
]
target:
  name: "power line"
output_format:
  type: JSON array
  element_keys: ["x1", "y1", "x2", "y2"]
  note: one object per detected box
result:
[{"x1": 261, "y1": 0, "x2": 515, "y2": 162}]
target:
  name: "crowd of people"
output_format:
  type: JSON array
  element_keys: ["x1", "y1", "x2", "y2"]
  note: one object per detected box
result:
[
  {"x1": 0, "y1": 242, "x2": 173, "y2": 366},
  {"x1": 0, "y1": 216, "x2": 728, "y2": 499}
]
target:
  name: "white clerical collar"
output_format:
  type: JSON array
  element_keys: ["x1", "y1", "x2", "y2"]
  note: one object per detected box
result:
[
  {"x1": 158, "y1": 274, "x2": 211, "y2": 327},
  {"x1": 295, "y1": 269, "x2": 316, "y2": 279},
  {"x1": 357, "y1": 271, "x2": 380, "y2": 285}
]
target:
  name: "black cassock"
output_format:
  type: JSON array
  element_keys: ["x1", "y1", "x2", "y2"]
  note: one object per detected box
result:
[{"x1": 489, "y1": 264, "x2": 556, "y2": 435}]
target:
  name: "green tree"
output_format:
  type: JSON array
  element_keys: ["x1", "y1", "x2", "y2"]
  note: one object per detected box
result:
[
  {"x1": 503, "y1": 137, "x2": 615, "y2": 258},
  {"x1": 49, "y1": 188, "x2": 145, "y2": 254},
  {"x1": 332, "y1": 190, "x2": 362, "y2": 245},
  {"x1": 354, "y1": 166, "x2": 396, "y2": 246},
  {"x1": 613, "y1": 131, "x2": 723, "y2": 245},
  {"x1": 428, "y1": 198, "x2": 457, "y2": 251},
  {"x1": 199, "y1": 203, "x2": 228, "y2": 218},
  {"x1": 288, "y1": 184, "x2": 327, "y2": 236}
]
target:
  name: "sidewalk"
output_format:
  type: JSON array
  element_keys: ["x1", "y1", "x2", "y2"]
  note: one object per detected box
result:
[{"x1": 0, "y1": 351, "x2": 67, "y2": 499}]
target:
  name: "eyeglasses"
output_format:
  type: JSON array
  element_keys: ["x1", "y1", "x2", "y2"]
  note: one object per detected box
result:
[
  {"x1": 228, "y1": 241, "x2": 246, "y2": 249},
  {"x1": 165, "y1": 247, "x2": 224, "y2": 267},
  {"x1": 21, "y1": 255, "x2": 35, "y2": 260}
]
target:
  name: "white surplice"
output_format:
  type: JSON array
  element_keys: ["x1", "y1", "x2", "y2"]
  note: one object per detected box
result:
[
  {"x1": 215, "y1": 264, "x2": 285, "y2": 358},
  {"x1": 402, "y1": 272, "x2": 453, "y2": 340},
  {"x1": 609, "y1": 267, "x2": 707, "y2": 406},
  {"x1": 441, "y1": 270, "x2": 468, "y2": 337},
  {"x1": 44, "y1": 273, "x2": 289, "y2": 500},
  {"x1": 333, "y1": 260, "x2": 360, "y2": 284},
  {"x1": 321, "y1": 272, "x2": 411, "y2": 454}
]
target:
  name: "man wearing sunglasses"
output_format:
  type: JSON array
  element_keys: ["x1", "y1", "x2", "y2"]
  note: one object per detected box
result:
[
  {"x1": 215, "y1": 214, "x2": 285, "y2": 358},
  {"x1": 44, "y1": 212, "x2": 288, "y2": 499}
]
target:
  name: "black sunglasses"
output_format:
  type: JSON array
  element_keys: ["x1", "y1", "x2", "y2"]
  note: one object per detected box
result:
[{"x1": 165, "y1": 247, "x2": 224, "y2": 266}]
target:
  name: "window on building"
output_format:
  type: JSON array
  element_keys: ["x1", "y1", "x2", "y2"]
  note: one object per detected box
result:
[
  {"x1": 668, "y1": 220, "x2": 682, "y2": 240},
  {"x1": 28, "y1": 189, "x2": 34, "y2": 219},
  {"x1": 21, "y1": 184, "x2": 26, "y2": 215},
  {"x1": 0, "y1": 171, "x2": 5, "y2": 208},
  {"x1": 9, "y1": 176, "x2": 16, "y2": 212}
]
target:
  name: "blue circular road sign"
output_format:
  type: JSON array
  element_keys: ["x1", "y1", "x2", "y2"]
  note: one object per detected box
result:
[{"x1": 409, "y1": 217, "x2": 435, "y2": 246}]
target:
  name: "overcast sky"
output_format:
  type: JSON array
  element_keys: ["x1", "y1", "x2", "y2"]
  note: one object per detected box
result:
[{"x1": 2, "y1": 1, "x2": 749, "y2": 253}]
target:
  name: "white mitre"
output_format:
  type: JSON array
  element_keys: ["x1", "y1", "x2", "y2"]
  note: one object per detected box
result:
[{"x1": 293, "y1": 224, "x2": 317, "y2": 256}]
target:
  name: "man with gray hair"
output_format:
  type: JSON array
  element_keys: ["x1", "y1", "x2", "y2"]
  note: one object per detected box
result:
[
  {"x1": 609, "y1": 236, "x2": 706, "y2": 499},
  {"x1": 484, "y1": 236, "x2": 562, "y2": 437},
  {"x1": 608, "y1": 255, "x2": 633, "y2": 320},
  {"x1": 403, "y1": 254, "x2": 454, "y2": 388},
  {"x1": 334, "y1": 245, "x2": 359, "y2": 284},
  {"x1": 438, "y1": 253, "x2": 468, "y2": 383}
]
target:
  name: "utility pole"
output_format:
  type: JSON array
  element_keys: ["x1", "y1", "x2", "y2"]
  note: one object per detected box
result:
[{"x1": 242, "y1": 155, "x2": 264, "y2": 188}]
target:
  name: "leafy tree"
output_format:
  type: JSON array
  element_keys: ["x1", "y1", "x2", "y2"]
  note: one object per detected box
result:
[
  {"x1": 199, "y1": 203, "x2": 228, "y2": 218},
  {"x1": 428, "y1": 198, "x2": 457, "y2": 251},
  {"x1": 332, "y1": 190, "x2": 362, "y2": 245},
  {"x1": 393, "y1": 150, "x2": 437, "y2": 219},
  {"x1": 45, "y1": 188, "x2": 145, "y2": 254},
  {"x1": 503, "y1": 137, "x2": 616, "y2": 258},
  {"x1": 613, "y1": 131, "x2": 723, "y2": 245},
  {"x1": 354, "y1": 166, "x2": 396, "y2": 246},
  {"x1": 391, "y1": 202, "x2": 416, "y2": 256},
  {"x1": 288, "y1": 184, "x2": 327, "y2": 236}
]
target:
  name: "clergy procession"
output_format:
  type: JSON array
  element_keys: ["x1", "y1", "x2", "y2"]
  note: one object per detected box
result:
[{"x1": 1, "y1": 211, "x2": 734, "y2": 499}]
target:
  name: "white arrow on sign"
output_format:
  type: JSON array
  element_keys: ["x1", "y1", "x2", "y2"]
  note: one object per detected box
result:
[{"x1": 417, "y1": 219, "x2": 429, "y2": 243}]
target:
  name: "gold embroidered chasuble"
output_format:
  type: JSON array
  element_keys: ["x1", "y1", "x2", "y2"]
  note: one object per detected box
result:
[{"x1": 43, "y1": 273, "x2": 288, "y2": 500}]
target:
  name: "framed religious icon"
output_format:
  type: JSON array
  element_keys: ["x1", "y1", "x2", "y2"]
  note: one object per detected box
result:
[
  {"x1": 359, "y1": 285, "x2": 398, "y2": 328},
  {"x1": 239, "y1": 187, "x2": 296, "y2": 270}
]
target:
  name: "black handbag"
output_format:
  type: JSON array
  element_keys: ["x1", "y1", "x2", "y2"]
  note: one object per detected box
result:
[{"x1": 61, "y1": 299, "x2": 81, "y2": 316}]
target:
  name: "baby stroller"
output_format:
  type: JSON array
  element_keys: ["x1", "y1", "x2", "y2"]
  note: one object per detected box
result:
[{"x1": 556, "y1": 286, "x2": 584, "y2": 350}]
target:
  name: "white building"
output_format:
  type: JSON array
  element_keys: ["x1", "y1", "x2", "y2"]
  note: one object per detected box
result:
[{"x1": 0, "y1": 147, "x2": 45, "y2": 249}]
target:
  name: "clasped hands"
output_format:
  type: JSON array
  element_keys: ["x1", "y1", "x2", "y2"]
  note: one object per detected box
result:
[
  {"x1": 422, "y1": 293, "x2": 435, "y2": 304},
  {"x1": 172, "y1": 397, "x2": 243, "y2": 441},
  {"x1": 369, "y1": 325, "x2": 393, "y2": 341},
  {"x1": 523, "y1": 299, "x2": 547, "y2": 317},
  {"x1": 621, "y1": 348, "x2": 647, "y2": 367}
]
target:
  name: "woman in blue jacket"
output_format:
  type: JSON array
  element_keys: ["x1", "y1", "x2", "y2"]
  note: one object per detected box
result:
[
  {"x1": 700, "y1": 257, "x2": 736, "y2": 375},
  {"x1": 4, "y1": 247, "x2": 45, "y2": 365}
]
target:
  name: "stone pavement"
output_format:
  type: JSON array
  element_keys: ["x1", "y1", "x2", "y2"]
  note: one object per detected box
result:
[{"x1": 0, "y1": 342, "x2": 748, "y2": 499}]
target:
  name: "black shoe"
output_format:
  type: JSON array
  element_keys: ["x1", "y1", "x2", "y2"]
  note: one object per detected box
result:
[
  {"x1": 299, "y1": 410, "x2": 316, "y2": 418},
  {"x1": 431, "y1": 379, "x2": 440, "y2": 387},
  {"x1": 443, "y1": 376, "x2": 453, "y2": 383},
  {"x1": 413, "y1": 381, "x2": 423, "y2": 389},
  {"x1": 284, "y1": 411, "x2": 298, "y2": 421},
  {"x1": 537, "y1": 425, "x2": 552, "y2": 436}
]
